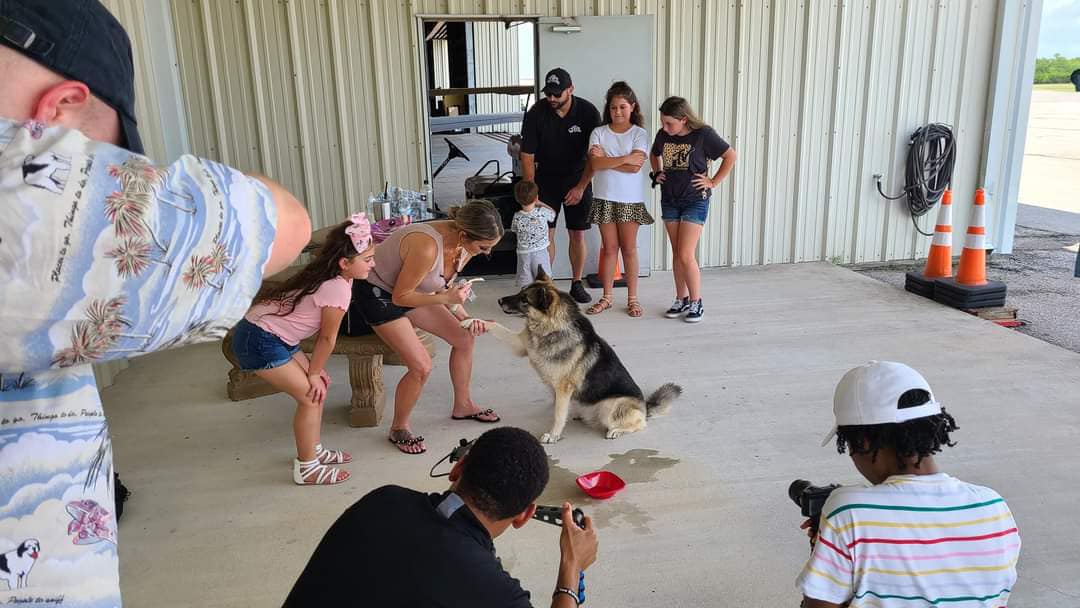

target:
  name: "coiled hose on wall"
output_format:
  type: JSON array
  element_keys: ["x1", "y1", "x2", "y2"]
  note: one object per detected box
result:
[{"x1": 876, "y1": 123, "x2": 955, "y2": 236}]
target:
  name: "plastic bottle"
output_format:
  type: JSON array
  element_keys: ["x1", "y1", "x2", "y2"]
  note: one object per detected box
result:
[{"x1": 422, "y1": 179, "x2": 434, "y2": 219}]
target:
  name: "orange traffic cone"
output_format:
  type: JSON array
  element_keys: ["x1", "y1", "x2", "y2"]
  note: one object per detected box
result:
[
  {"x1": 955, "y1": 188, "x2": 988, "y2": 285},
  {"x1": 585, "y1": 253, "x2": 627, "y2": 288},
  {"x1": 932, "y1": 187, "x2": 1006, "y2": 309},
  {"x1": 922, "y1": 189, "x2": 953, "y2": 279},
  {"x1": 904, "y1": 189, "x2": 953, "y2": 298}
]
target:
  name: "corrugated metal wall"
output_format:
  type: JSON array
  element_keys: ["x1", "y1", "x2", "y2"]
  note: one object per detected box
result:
[
  {"x1": 160, "y1": 0, "x2": 1031, "y2": 269},
  {"x1": 103, "y1": 0, "x2": 167, "y2": 160},
  {"x1": 472, "y1": 21, "x2": 522, "y2": 133},
  {"x1": 432, "y1": 39, "x2": 451, "y2": 89}
]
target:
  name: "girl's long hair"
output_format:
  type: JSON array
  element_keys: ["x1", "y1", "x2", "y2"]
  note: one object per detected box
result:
[
  {"x1": 255, "y1": 221, "x2": 360, "y2": 317},
  {"x1": 659, "y1": 96, "x2": 708, "y2": 131},
  {"x1": 601, "y1": 81, "x2": 643, "y2": 127}
]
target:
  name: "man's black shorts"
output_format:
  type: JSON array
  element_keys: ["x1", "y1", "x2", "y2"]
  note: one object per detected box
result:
[{"x1": 536, "y1": 174, "x2": 593, "y2": 231}]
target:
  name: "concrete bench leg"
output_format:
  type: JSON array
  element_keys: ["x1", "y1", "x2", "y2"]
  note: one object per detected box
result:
[
  {"x1": 226, "y1": 366, "x2": 280, "y2": 401},
  {"x1": 348, "y1": 353, "x2": 385, "y2": 427}
]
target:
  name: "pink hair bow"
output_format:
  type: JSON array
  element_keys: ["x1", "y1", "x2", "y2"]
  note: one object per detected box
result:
[{"x1": 346, "y1": 212, "x2": 372, "y2": 252}]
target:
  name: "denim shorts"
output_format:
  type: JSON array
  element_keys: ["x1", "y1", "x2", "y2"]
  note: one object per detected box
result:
[
  {"x1": 661, "y1": 196, "x2": 710, "y2": 225},
  {"x1": 231, "y1": 318, "x2": 299, "y2": 371}
]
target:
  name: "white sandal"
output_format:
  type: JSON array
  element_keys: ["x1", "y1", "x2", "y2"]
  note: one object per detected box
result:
[
  {"x1": 293, "y1": 457, "x2": 350, "y2": 485},
  {"x1": 314, "y1": 443, "x2": 352, "y2": 465}
]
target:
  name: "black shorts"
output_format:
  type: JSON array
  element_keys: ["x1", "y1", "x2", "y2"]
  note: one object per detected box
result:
[
  {"x1": 341, "y1": 280, "x2": 412, "y2": 336},
  {"x1": 537, "y1": 174, "x2": 593, "y2": 231}
]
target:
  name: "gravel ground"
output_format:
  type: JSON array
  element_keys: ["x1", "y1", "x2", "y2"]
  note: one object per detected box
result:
[{"x1": 854, "y1": 204, "x2": 1080, "y2": 354}]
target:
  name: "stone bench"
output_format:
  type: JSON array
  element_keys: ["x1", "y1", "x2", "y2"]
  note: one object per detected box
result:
[{"x1": 222, "y1": 329, "x2": 435, "y2": 427}]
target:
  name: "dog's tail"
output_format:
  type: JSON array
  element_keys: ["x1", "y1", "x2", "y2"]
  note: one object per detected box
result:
[{"x1": 645, "y1": 383, "x2": 682, "y2": 417}]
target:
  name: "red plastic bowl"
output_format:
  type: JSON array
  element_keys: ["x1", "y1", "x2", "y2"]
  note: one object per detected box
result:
[{"x1": 575, "y1": 471, "x2": 626, "y2": 500}]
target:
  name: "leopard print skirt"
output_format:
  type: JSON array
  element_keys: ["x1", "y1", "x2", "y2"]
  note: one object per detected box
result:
[{"x1": 587, "y1": 198, "x2": 655, "y2": 225}]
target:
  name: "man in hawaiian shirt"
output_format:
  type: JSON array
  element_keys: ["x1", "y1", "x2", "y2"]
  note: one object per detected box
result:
[{"x1": 0, "y1": 1, "x2": 311, "y2": 605}]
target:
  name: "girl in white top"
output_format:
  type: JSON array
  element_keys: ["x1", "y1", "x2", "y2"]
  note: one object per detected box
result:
[{"x1": 585, "y1": 81, "x2": 654, "y2": 317}]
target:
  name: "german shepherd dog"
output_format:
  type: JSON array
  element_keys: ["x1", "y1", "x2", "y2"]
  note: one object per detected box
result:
[{"x1": 497, "y1": 268, "x2": 682, "y2": 443}]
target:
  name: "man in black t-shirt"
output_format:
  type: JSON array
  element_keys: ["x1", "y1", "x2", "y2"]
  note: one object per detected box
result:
[
  {"x1": 520, "y1": 67, "x2": 602, "y2": 304},
  {"x1": 283, "y1": 427, "x2": 599, "y2": 608}
]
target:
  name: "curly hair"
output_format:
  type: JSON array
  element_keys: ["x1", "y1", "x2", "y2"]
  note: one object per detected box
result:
[
  {"x1": 254, "y1": 221, "x2": 361, "y2": 317},
  {"x1": 457, "y1": 427, "x2": 549, "y2": 520},
  {"x1": 835, "y1": 389, "x2": 959, "y2": 471}
]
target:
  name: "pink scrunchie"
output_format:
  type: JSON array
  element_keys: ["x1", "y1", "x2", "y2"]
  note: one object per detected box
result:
[{"x1": 345, "y1": 212, "x2": 372, "y2": 253}]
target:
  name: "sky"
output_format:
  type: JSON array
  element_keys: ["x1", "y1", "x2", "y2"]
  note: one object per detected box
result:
[{"x1": 1039, "y1": 0, "x2": 1080, "y2": 57}]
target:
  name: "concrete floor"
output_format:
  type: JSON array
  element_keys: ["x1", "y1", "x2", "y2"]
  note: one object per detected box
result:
[
  {"x1": 103, "y1": 264, "x2": 1080, "y2": 607},
  {"x1": 429, "y1": 132, "x2": 514, "y2": 209},
  {"x1": 858, "y1": 204, "x2": 1080, "y2": 354},
  {"x1": 1019, "y1": 88, "x2": 1080, "y2": 214}
]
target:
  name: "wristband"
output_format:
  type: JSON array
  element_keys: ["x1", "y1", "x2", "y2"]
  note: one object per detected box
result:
[{"x1": 553, "y1": 587, "x2": 580, "y2": 606}]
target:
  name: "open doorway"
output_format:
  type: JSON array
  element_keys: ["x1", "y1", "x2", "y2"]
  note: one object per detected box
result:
[{"x1": 418, "y1": 17, "x2": 537, "y2": 274}]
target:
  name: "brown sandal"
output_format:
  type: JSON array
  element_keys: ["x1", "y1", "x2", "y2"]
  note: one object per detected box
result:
[
  {"x1": 587, "y1": 294, "x2": 613, "y2": 315},
  {"x1": 627, "y1": 297, "x2": 643, "y2": 318}
]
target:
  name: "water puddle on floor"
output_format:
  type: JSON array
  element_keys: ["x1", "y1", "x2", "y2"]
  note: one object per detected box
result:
[{"x1": 539, "y1": 449, "x2": 681, "y2": 535}]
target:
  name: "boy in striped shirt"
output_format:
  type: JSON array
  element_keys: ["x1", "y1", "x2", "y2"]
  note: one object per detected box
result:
[{"x1": 798, "y1": 361, "x2": 1020, "y2": 607}]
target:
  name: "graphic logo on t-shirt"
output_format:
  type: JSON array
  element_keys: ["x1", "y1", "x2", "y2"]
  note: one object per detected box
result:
[
  {"x1": 568, "y1": 125, "x2": 582, "y2": 134},
  {"x1": 662, "y1": 143, "x2": 692, "y2": 171}
]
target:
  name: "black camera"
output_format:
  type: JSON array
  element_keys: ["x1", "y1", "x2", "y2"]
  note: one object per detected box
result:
[
  {"x1": 429, "y1": 438, "x2": 475, "y2": 478},
  {"x1": 788, "y1": 479, "x2": 840, "y2": 530},
  {"x1": 449, "y1": 438, "x2": 473, "y2": 463},
  {"x1": 532, "y1": 504, "x2": 585, "y2": 529}
]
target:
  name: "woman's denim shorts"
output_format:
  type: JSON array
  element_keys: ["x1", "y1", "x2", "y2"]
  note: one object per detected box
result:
[
  {"x1": 660, "y1": 196, "x2": 711, "y2": 225},
  {"x1": 231, "y1": 318, "x2": 299, "y2": 371}
]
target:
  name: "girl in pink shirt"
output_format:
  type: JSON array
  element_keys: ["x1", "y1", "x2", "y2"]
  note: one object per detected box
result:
[{"x1": 231, "y1": 214, "x2": 376, "y2": 485}]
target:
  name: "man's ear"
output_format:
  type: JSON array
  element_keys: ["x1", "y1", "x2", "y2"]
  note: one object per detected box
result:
[
  {"x1": 448, "y1": 459, "x2": 465, "y2": 483},
  {"x1": 511, "y1": 503, "x2": 537, "y2": 529},
  {"x1": 33, "y1": 81, "x2": 92, "y2": 127}
]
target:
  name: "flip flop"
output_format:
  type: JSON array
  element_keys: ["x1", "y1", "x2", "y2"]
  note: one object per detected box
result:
[
  {"x1": 451, "y1": 408, "x2": 501, "y2": 423},
  {"x1": 388, "y1": 429, "x2": 426, "y2": 455}
]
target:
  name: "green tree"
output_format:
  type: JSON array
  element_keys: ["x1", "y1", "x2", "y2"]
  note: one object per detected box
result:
[{"x1": 1034, "y1": 54, "x2": 1080, "y2": 84}]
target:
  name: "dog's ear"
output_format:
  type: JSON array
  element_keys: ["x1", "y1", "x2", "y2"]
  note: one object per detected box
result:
[
  {"x1": 528, "y1": 285, "x2": 554, "y2": 311},
  {"x1": 534, "y1": 265, "x2": 551, "y2": 283}
]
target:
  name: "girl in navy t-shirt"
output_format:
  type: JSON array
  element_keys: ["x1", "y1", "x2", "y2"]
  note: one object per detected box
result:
[{"x1": 649, "y1": 96, "x2": 737, "y2": 323}]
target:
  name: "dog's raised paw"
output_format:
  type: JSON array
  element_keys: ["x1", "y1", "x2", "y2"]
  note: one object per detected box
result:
[
  {"x1": 605, "y1": 430, "x2": 623, "y2": 439},
  {"x1": 540, "y1": 432, "x2": 561, "y2": 444}
]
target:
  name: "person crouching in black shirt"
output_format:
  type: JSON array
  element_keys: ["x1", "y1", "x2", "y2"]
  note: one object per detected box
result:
[{"x1": 282, "y1": 427, "x2": 599, "y2": 607}]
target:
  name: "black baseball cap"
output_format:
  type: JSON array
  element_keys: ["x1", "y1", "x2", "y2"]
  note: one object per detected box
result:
[
  {"x1": 0, "y1": 0, "x2": 143, "y2": 154},
  {"x1": 541, "y1": 67, "x2": 572, "y2": 96}
]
